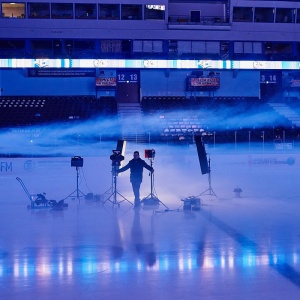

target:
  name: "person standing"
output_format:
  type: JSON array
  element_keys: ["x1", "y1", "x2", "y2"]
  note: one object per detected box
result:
[{"x1": 117, "y1": 151, "x2": 154, "y2": 207}]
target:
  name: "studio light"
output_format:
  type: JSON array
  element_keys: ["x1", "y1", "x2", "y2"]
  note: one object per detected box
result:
[
  {"x1": 145, "y1": 149, "x2": 155, "y2": 159},
  {"x1": 71, "y1": 156, "x2": 83, "y2": 168}
]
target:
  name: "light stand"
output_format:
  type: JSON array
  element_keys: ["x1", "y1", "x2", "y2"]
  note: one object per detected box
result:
[
  {"x1": 102, "y1": 164, "x2": 132, "y2": 207},
  {"x1": 67, "y1": 156, "x2": 85, "y2": 200},
  {"x1": 141, "y1": 157, "x2": 168, "y2": 209},
  {"x1": 197, "y1": 156, "x2": 218, "y2": 199}
]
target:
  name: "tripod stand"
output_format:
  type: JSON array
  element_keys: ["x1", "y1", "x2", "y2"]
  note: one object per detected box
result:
[
  {"x1": 141, "y1": 158, "x2": 168, "y2": 209},
  {"x1": 197, "y1": 157, "x2": 218, "y2": 199},
  {"x1": 67, "y1": 166, "x2": 85, "y2": 200},
  {"x1": 103, "y1": 165, "x2": 132, "y2": 207}
]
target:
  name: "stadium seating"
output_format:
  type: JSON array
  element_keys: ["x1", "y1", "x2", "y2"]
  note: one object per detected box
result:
[{"x1": 0, "y1": 95, "x2": 118, "y2": 127}]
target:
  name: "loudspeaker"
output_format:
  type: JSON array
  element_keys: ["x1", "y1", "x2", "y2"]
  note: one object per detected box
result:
[{"x1": 194, "y1": 135, "x2": 209, "y2": 175}]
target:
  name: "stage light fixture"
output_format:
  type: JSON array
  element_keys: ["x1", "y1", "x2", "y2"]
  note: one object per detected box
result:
[
  {"x1": 71, "y1": 156, "x2": 83, "y2": 167},
  {"x1": 145, "y1": 149, "x2": 155, "y2": 159}
]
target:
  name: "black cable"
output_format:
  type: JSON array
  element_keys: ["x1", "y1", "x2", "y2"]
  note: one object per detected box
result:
[{"x1": 80, "y1": 167, "x2": 93, "y2": 194}]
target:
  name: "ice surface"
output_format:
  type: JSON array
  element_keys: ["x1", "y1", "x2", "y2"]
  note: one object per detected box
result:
[{"x1": 1, "y1": 132, "x2": 300, "y2": 299}]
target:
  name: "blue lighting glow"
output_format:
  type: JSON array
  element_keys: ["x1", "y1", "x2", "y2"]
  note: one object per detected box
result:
[{"x1": 0, "y1": 250, "x2": 299, "y2": 279}]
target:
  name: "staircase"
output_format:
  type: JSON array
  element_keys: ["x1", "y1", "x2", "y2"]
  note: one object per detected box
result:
[
  {"x1": 117, "y1": 103, "x2": 146, "y2": 143},
  {"x1": 268, "y1": 102, "x2": 300, "y2": 127}
]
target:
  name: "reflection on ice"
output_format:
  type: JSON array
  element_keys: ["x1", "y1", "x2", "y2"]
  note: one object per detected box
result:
[{"x1": 1, "y1": 115, "x2": 300, "y2": 298}]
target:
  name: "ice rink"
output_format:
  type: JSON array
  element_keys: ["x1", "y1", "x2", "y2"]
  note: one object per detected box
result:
[{"x1": 1, "y1": 139, "x2": 300, "y2": 299}]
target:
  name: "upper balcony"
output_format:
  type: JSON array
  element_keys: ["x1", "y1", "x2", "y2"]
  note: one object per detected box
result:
[{"x1": 0, "y1": 1, "x2": 300, "y2": 42}]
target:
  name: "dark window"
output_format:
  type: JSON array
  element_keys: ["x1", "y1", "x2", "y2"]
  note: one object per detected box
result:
[
  {"x1": 0, "y1": 39, "x2": 25, "y2": 57},
  {"x1": 255, "y1": 8, "x2": 274, "y2": 23},
  {"x1": 296, "y1": 8, "x2": 300, "y2": 23},
  {"x1": 51, "y1": 3, "x2": 73, "y2": 19},
  {"x1": 75, "y1": 3, "x2": 96, "y2": 19},
  {"x1": 99, "y1": 4, "x2": 120, "y2": 20},
  {"x1": 0, "y1": 39, "x2": 25, "y2": 49},
  {"x1": 264, "y1": 42, "x2": 292, "y2": 60},
  {"x1": 233, "y1": 7, "x2": 253, "y2": 22},
  {"x1": 121, "y1": 4, "x2": 142, "y2": 20},
  {"x1": 28, "y1": 3, "x2": 50, "y2": 19},
  {"x1": 53, "y1": 39, "x2": 62, "y2": 56},
  {"x1": 220, "y1": 41, "x2": 229, "y2": 59},
  {"x1": 144, "y1": 5, "x2": 165, "y2": 20},
  {"x1": 74, "y1": 40, "x2": 94, "y2": 50},
  {"x1": 73, "y1": 40, "x2": 95, "y2": 57},
  {"x1": 169, "y1": 40, "x2": 178, "y2": 54},
  {"x1": 297, "y1": 44, "x2": 300, "y2": 58},
  {"x1": 275, "y1": 8, "x2": 294, "y2": 23},
  {"x1": 297, "y1": 9, "x2": 300, "y2": 23},
  {"x1": 64, "y1": 40, "x2": 73, "y2": 56},
  {"x1": 31, "y1": 40, "x2": 52, "y2": 57}
]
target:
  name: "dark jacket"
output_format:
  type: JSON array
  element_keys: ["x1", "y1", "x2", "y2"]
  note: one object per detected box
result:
[{"x1": 117, "y1": 158, "x2": 153, "y2": 182}]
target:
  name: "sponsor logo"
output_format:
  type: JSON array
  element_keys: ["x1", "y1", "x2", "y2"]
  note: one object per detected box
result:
[
  {"x1": 0, "y1": 161, "x2": 12, "y2": 172},
  {"x1": 24, "y1": 160, "x2": 35, "y2": 172},
  {"x1": 248, "y1": 156, "x2": 295, "y2": 166}
]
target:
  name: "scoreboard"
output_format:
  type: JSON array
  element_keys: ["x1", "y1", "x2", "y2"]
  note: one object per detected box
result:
[
  {"x1": 260, "y1": 71, "x2": 281, "y2": 84},
  {"x1": 116, "y1": 70, "x2": 139, "y2": 83}
]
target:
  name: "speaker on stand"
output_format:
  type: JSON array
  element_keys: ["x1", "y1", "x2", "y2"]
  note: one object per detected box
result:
[{"x1": 194, "y1": 134, "x2": 218, "y2": 199}]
